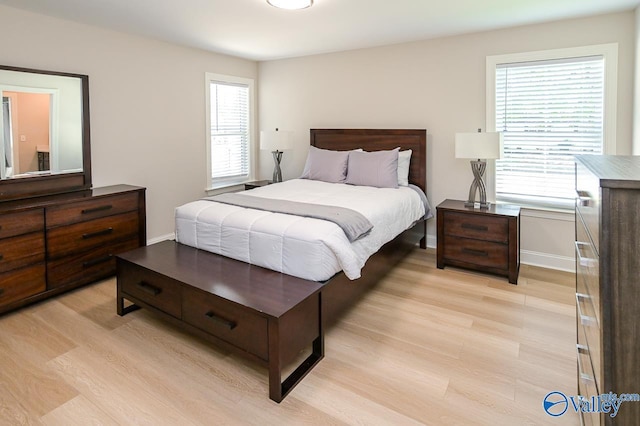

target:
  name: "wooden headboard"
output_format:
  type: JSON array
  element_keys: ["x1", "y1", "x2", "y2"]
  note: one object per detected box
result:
[{"x1": 310, "y1": 129, "x2": 427, "y2": 193}]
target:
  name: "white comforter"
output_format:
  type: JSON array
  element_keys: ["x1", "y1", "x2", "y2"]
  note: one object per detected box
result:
[{"x1": 175, "y1": 179, "x2": 426, "y2": 281}]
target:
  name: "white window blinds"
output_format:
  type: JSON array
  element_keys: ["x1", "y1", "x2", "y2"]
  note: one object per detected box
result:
[
  {"x1": 495, "y1": 56, "x2": 604, "y2": 207},
  {"x1": 210, "y1": 81, "x2": 250, "y2": 180}
]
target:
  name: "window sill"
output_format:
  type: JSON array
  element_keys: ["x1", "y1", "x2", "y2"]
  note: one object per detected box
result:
[
  {"x1": 205, "y1": 180, "x2": 251, "y2": 195},
  {"x1": 495, "y1": 201, "x2": 574, "y2": 221}
]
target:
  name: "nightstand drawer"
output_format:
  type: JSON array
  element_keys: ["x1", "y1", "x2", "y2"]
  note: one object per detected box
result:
[
  {"x1": 443, "y1": 235, "x2": 508, "y2": 270},
  {"x1": 182, "y1": 286, "x2": 269, "y2": 360},
  {"x1": 443, "y1": 212, "x2": 508, "y2": 243},
  {"x1": 118, "y1": 262, "x2": 182, "y2": 319}
]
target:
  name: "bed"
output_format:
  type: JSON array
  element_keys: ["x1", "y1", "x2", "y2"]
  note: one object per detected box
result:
[{"x1": 116, "y1": 128, "x2": 429, "y2": 401}]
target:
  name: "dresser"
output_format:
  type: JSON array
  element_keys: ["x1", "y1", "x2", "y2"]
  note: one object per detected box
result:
[
  {"x1": 575, "y1": 155, "x2": 640, "y2": 425},
  {"x1": 436, "y1": 199, "x2": 520, "y2": 284},
  {"x1": 0, "y1": 184, "x2": 146, "y2": 315}
]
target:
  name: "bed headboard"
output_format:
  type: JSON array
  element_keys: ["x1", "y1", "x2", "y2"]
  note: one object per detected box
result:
[{"x1": 310, "y1": 129, "x2": 427, "y2": 193}]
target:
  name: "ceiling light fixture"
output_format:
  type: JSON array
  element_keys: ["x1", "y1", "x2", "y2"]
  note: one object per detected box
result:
[{"x1": 267, "y1": 0, "x2": 313, "y2": 10}]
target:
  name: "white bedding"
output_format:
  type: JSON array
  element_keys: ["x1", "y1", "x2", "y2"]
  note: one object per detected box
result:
[{"x1": 175, "y1": 179, "x2": 427, "y2": 281}]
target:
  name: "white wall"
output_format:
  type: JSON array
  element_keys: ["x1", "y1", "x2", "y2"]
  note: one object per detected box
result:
[
  {"x1": 258, "y1": 11, "x2": 635, "y2": 271},
  {"x1": 0, "y1": 5, "x2": 258, "y2": 241}
]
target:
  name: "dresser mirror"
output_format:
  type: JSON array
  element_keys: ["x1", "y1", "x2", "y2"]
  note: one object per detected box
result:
[{"x1": 0, "y1": 65, "x2": 91, "y2": 201}]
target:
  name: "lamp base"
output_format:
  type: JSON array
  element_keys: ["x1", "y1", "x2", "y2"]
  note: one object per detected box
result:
[
  {"x1": 271, "y1": 150, "x2": 283, "y2": 183},
  {"x1": 465, "y1": 160, "x2": 489, "y2": 209}
]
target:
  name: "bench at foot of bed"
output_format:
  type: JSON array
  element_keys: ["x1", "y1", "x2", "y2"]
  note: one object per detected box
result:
[{"x1": 116, "y1": 240, "x2": 324, "y2": 402}]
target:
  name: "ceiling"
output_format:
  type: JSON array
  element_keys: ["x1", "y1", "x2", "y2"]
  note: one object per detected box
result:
[{"x1": 1, "y1": 0, "x2": 638, "y2": 61}]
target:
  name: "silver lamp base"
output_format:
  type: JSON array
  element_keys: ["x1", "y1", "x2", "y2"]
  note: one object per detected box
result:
[
  {"x1": 271, "y1": 150, "x2": 283, "y2": 183},
  {"x1": 465, "y1": 159, "x2": 490, "y2": 209}
]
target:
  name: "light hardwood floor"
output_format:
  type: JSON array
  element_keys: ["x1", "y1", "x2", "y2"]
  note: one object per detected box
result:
[{"x1": 0, "y1": 249, "x2": 579, "y2": 425}]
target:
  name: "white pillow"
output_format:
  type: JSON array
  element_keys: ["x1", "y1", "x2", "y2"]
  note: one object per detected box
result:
[{"x1": 397, "y1": 149, "x2": 412, "y2": 186}]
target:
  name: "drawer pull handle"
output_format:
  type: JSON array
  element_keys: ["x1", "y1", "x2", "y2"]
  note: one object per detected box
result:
[
  {"x1": 576, "y1": 191, "x2": 591, "y2": 207},
  {"x1": 83, "y1": 254, "x2": 113, "y2": 268},
  {"x1": 577, "y1": 344, "x2": 589, "y2": 355},
  {"x1": 462, "y1": 248, "x2": 488, "y2": 257},
  {"x1": 0, "y1": 254, "x2": 3, "y2": 262},
  {"x1": 576, "y1": 293, "x2": 596, "y2": 326},
  {"x1": 82, "y1": 227, "x2": 114, "y2": 239},
  {"x1": 0, "y1": 288, "x2": 4, "y2": 297},
  {"x1": 461, "y1": 223, "x2": 488, "y2": 232},
  {"x1": 82, "y1": 205, "x2": 113, "y2": 215},
  {"x1": 205, "y1": 311, "x2": 237, "y2": 330},
  {"x1": 576, "y1": 345, "x2": 594, "y2": 383},
  {"x1": 136, "y1": 281, "x2": 162, "y2": 296},
  {"x1": 574, "y1": 242, "x2": 594, "y2": 267}
]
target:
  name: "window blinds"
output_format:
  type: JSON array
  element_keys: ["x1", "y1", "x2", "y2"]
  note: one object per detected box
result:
[
  {"x1": 495, "y1": 56, "x2": 604, "y2": 207},
  {"x1": 210, "y1": 82, "x2": 250, "y2": 180}
]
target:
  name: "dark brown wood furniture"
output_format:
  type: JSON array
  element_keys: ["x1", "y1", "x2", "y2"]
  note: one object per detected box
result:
[
  {"x1": 436, "y1": 199, "x2": 520, "y2": 284},
  {"x1": 0, "y1": 185, "x2": 146, "y2": 314},
  {"x1": 117, "y1": 241, "x2": 323, "y2": 403},
  {"x1": 116, "y1": 128, "x2": 428, "y2": 402},
  {"x1": 575, "y1": 155, "x2": 640, "y2": 425},
  {"x1": 244, "y1": 180, "x2": 271, "y2": 190}
]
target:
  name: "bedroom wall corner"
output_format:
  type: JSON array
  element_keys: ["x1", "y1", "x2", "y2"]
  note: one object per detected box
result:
[{"x1": 0, "y1": 5, "x2": 259, "y2": 241}]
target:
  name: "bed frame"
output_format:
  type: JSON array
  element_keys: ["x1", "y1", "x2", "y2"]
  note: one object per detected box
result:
[{"x1": 116, "y1": 128, "x2": 427, "y2": 402}]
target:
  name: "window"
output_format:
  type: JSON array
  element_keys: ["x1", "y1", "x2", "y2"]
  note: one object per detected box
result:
[
  {"x1": 486, "y1": 44, "x2": 617, "y2": 209},
  {"x1": 205, "y1": 73, "x2": 255, "y2": 189}
]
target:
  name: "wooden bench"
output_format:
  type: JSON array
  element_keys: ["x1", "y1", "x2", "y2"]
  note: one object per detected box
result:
[{"x1": 116, "y1": 240, "x2": 324, "y2": 402}]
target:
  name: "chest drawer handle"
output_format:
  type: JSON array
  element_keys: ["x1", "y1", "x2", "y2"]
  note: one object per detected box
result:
[
  {"x1": 136, "y1": 281, "x2": 162, "y2": 296},
  {"x1": 82, "y1": 205, "x2": 113, "y2": 215},
  {"x1": 576, "y1": 191, "x2": 591, "y2": 207},
  {"x1": 461, "y1": 223, "x2": 488, "y2": 232},
  {"x1": 576, "y1": 345, "x2": 594, "y2": 383},
  {"x1": 205, "y1": 311, "x2": 237, "y2": 330},
  {"x1": 462, "y1": 248, "x2": 488, "y2": 257},
  {"x1": 83, "y1": 254, "x2": 113, "y2": 268},
  {"x1": 0, "y1": 288, "x2": 4, "y2": 297},
  {"x1": 0, "y1": 254, "x2": 3, "y2": 262},
  {"x1": 576, "y1": 293, "x2": 596, "y2": 326},
  {"x1": 82, "y1": 227, "x2": 114, "y2": 239}
]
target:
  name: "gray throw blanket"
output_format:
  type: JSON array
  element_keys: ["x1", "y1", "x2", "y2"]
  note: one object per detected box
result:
[{"x1": 204, "y1": 193, "x2": 373, "y2": 242}]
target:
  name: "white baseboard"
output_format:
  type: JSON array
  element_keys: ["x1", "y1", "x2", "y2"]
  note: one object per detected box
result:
[
  {"x1": 147, "y1": 233, "x2": 175, "y2": 245},
  {"x1": 520, "y1": 249, "x2": 574, "y2": 272}
]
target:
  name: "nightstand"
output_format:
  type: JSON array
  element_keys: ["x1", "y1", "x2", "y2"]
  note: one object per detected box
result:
[
  {"x1": 436, "y1": 199, "x2": 520, "y2": 284},
  {"x1": 244, "y1": 180, "x2": 271, "y2": 190}
]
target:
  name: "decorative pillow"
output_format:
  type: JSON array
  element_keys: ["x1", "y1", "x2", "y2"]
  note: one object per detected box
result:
[
  {"x1": 300, "y1": 146, "x2": 351, "y2": 183},
  {"x1": 345, "y1": 148, "x2": 400, "y2": 188},
  {"x1": 397, "y1": 149, "x2": 412, "y2": 186}
]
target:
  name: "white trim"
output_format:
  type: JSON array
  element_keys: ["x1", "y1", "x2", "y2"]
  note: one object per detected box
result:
[
  {"x1": 204, "y1": 72, "x2": 256, "y2": 190},
  {"x1": 485, "y1": 43, "x2": 619, "y2": 203},
  {"x1": 520, "y1": 249, "x2": 575, "y2": 273},
  {"x1": 147, "y1": 233, "x2": 175, "y2": 245}
]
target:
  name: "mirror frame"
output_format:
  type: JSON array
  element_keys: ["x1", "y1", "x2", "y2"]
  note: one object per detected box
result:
[{"x1": 0, "y1": 64, "x2": 91, "y2": 202}]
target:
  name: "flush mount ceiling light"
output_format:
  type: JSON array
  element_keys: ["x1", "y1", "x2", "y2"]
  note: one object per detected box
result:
[{"x1": 267, "y1": 0, "x2": 313, "y2": 10}]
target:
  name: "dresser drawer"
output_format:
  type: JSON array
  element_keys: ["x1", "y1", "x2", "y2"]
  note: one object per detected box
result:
[
  {"x1": 48, "y1": 237, "x2": 140, "y2": 289},
  {"x1": 0, "y1": 264, "x2": 46, "y2": 307},
  {"x1": 443, "y1": 212, "x2": 508, "y2": 243},
  {"x1": 0, "y1": 232, "x2": 45, "y2": 274},
  {"x1": 577, "y1": 335, "x2": 601, "y2": 426},
  {"x1": 182, "y1": 286, "x2": 269, "y2": 361},
  {"x1": 46, "y1": 192, "x2": 139, "y2": 228},
  {"x1": 576, "y1": 162, "x2": 600, "y2": 255},
  {"x1": 0, "y1": 209, "x2": 44, "y2": 239},
  {"x1": 576, "y1": 214, "x2": 599, "y2": 325},
  {"x1": 577, "y1": 291, "x2": 601, "y2": 388},
  {"x1": 443, "y1": 235, "x2": 508, "y2": 270},
  {"x1": 118, "y1": 261, "x2": 182, "y2": 318},
  {"x1": 47, "y1": 211, "x2": 139, "y2": 259}
]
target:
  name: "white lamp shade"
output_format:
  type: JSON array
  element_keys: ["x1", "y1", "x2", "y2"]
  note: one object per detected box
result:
[
  {"x1": 260, "y1": 130, "x2": 293, "y2": 151},
  {"x1": 455, "y1": 132, "x2": 503, "y2": 160}
]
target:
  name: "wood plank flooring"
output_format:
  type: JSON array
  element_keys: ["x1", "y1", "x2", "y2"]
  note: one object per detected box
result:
[{"x1": 0, "y1": 249, "x2": 579, "y2": 425}]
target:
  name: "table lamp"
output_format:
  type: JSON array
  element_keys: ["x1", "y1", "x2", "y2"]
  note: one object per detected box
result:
[
  {"x1": 260, "y1": 128, "x2": 293, "y2": 183},
  {"x1": 455, "y1": 129, "x2": 503, "y2": 209}
]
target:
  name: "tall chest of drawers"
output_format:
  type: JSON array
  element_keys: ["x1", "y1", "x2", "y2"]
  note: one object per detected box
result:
[
  {"x1": 0, "y1": 184, "x2": 145, "y2": 314},
  {"x1": 575, "y1": 155, "x2": 640, "y2": 425}
]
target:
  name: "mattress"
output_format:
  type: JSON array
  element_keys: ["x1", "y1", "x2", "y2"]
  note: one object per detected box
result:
[{"x1": 175, "y1": 179, "x2": 428, "y2": 281}]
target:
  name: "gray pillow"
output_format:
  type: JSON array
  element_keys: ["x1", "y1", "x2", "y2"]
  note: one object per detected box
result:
[
  {"x1": 345, "y1": 148, "x2": 400, "y2": 188},
  {"x1": 300, "y1": 146, "x2": 350, "y2": 183}
]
